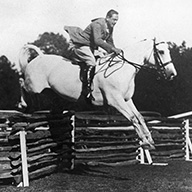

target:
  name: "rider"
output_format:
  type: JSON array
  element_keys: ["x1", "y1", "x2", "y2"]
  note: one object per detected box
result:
[{"x1": 64, "y1": 9, "x2": 122, "y2": 98}]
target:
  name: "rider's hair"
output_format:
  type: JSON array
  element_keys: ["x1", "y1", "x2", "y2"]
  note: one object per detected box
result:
[{"x1": 106, "y1": 9, "x2": 118, "y2": 18}]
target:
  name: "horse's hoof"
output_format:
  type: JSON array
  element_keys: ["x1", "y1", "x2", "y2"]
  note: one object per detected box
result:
[{"x1": 147, "y1": 144, "x2": 155, "y2": 150}]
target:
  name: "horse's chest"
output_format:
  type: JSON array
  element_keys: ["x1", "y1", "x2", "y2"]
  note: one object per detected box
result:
[{"x1": 123, "y1": 79, "x2": 135, "y2": 100}]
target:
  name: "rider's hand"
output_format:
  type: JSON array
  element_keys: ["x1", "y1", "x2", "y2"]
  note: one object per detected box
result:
[
  {"x1": 94, "y1": 50, "x2": 105, "y2": 58},
  {"x1": 112, "y1": 47, "x2": 122, "y2": 55}
]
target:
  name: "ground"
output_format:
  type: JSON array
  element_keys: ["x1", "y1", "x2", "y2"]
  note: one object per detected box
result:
[{"x1": 1, "y1": 160, "x2": 192, "y2": 192}]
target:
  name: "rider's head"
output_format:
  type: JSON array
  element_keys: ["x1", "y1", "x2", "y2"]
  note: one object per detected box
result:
[{"x1": 106, "y1": 9, "x2": 119, "y2": 29}]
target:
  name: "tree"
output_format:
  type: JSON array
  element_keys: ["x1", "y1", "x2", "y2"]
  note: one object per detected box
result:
[
  {"x1": 168, "y1": 42, "x2": 192, "y2": 114},
  {"x1": 133, "y1": 41, "x2": 192, "y2": 116},
  {"x1": 31, "y1": 32, "x2": 69, "y2": 58},
  {"x1": 0, "y1": 56, "x2": 20, "y2": 109}
]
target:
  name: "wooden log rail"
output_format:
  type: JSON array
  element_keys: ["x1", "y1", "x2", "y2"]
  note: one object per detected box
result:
[
  {"x1": 75, "y1": 125, "x2": 139, "y2": 166},
  {"x1": 0, "y1": 117, "x2": 12, "y2": 182},
  {"x1": 8, "y1": 111, "x2": 75, "y2": 187},
  {"x1": 74, "y1": 112, "x2": 189, "y2": 166},
  {"x1": 0, "y1": 110, "x2": 192, "y2": 186},
  {"x1": 183, "y1": 119, "x2": 192, "y2": 161},
  {"x1": 0, "y1": 111, "x2": 20, "y2": 184},
  {"x1": 148, "y1": 124, "x2": 185, "y2": 163}
]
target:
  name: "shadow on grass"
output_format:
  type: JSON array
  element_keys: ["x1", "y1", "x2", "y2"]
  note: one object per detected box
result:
[{"x1": 67, "y1": 163, "x2": 130, "y2": 181}]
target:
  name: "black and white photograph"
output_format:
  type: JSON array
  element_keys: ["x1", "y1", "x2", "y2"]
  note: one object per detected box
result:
[{"x1": 0, "y1": 0, "x2": 192, "y2": 191}]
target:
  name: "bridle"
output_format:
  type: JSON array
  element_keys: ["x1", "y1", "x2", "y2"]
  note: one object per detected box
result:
[{"x1": 153, "y1": 40, "x2": 173, "y2": 79}]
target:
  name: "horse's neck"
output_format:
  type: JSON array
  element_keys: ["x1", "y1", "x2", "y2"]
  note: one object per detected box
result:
[
  {"x1": 123, "y1": 39, "x2": 153, "y2": 65},
  {"x1": 95, "y1": 40, "x2": 153, "y2": 74}
]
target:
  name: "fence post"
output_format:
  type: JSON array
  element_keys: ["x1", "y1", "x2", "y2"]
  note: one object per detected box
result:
[
  {"x1": 184, "y1": 119, "x2": 192, "y2": 161},
  {"x1": 137, "y1": 142, "x2": 168, "y2": 166},
  {"x1": 138, "y1": 146, "x2": 153, "y2": 165},
  {"x1": 71, "y1": 114, "x2": 75, "y2": 170},
  {"x1": 19, "y1": 129, "x2": 29, "y2": 187}
]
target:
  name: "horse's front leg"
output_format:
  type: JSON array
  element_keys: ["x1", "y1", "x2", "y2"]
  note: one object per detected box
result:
[
  {"x1": 107, "y1": 93, "x2": 155, "y2": 149},
  {"x1": 125, "y1": 99, "x2": 155, "y2": 148}
]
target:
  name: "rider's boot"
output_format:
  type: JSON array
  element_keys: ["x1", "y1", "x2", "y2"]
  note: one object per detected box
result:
[{"x1": 86, "y1": 66, "x2": 95, "y2": 99}]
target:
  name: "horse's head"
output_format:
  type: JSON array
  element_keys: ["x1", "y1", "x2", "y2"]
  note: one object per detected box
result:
[{"x1": 151, "y1": 40, "x2": 177, "y2": 80}]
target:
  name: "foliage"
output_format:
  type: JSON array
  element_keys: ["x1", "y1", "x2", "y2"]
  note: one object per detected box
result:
[
  {"x1": 133, "y1": 41, "x2": 192, "y2": 116},
  {"x1": 0, "y1": 56, "x2": 20, "y2": 109},
  {"x1": 30, "y1": 32, "x2": 70, "y2": 60}
]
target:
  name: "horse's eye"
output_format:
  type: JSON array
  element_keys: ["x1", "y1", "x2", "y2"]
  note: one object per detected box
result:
[{"x1": 158, "y1": 50, "x2": 164, "y2": 55}]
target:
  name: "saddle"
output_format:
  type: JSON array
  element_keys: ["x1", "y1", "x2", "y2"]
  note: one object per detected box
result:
[{"x1": 69, "y1": 51, "x2": 112, "y2": 102}]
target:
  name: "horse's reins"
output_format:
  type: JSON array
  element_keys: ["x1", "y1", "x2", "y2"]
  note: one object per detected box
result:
[
  {"x1": 97, "y1": 51, "x2": 154, "y2": 78},
  {"x1": 117, "y1": 52, "x2": 147, "y2": 70},
  {"x1": 96, "y1": 53, "x2": 125, "y2": 77},
  {"x1": 110, "y1": 41, "x2": 172, "y2": 79}
]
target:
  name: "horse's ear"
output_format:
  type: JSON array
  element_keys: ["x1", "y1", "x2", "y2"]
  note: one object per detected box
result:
[
  {"x1": 166, "y1": 42, "x2": 172, "y2": 49},
  {"x1": 155, "y1": 41, "x2": 166, "y2": 46},
  {"x1": 153, "y1": 36, "x2": 166, "y2": 45}
]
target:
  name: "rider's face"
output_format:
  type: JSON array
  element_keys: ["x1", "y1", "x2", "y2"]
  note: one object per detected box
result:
[{"x1": 106, "y1": 14, "x2": 119, "y2": 29}]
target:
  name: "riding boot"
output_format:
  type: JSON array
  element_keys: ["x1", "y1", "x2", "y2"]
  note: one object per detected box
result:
[{"x1": 86, "y1": 66, "x2": 95, "y2": 98}]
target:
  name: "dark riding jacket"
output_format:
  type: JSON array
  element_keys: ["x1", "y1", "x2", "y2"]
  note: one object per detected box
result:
[{"x1": 64, "y1": 18, "x2": 115, "y2": 53}]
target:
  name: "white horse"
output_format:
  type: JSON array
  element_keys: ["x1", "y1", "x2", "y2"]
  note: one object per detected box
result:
[{"x1": 18, "y1": 39, "x2": 177, "y2": 149}]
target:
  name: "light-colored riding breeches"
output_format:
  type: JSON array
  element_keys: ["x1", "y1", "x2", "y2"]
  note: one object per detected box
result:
[
  {"x1": 63, "y1": 30, "x2": 96, "y2": 66},
  {"x1": 73, "y1": 45, "x2": 96, "y2": 67}
]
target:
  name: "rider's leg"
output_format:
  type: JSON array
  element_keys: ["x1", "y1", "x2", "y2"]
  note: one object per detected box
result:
[
  {"x1": 74, "y1": 46, "x2": 96, "y2": 96},
  {"x1": 62, "y1": 31, "x2": 82, "y2": 62},
  {"x1": 86, "y1": 65, "x2": 95, "y2": 93}
]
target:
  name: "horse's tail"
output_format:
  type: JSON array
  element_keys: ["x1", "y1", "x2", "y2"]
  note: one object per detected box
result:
[{"x1": 19, "y1": 44, "x2": 44, "y2": 74}]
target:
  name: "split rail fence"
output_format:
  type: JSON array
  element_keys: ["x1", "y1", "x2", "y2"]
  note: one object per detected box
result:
[
  {"x1": 0, "y1": 110, "x2": 192, "y2": 187},
  {"x1": 0, "y1": 110, "x2": 75, "y2": 187},
  {"x1": 74, "y1": 112, "x2": 188, "y2": 166}
]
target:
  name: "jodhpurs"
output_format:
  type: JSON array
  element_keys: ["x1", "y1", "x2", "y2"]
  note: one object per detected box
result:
[
  {"x1": 73, "y1": 45, "x2": 96, "y2": 67},
  {"x1": 63, "y1": 30, "x2": 96, "y2": 66}
]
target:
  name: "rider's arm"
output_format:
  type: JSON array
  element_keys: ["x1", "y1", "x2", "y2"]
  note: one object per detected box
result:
[
  {"x1": 106, "y1": 31, "x2": 115, "y2": 47},
  {"x1": 92, "y1": 22, "x2": 114, "y2": 53}
]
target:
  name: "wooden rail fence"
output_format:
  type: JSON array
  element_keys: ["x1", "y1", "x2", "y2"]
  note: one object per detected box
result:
[
  {"x1": 0, "y1": 110, "x2": 191, "y2": 187},
  {"x1": 0, "y1": 110, "x2": 75, "y2": 187},
  {"x1": 74, "y1": 112, "x2": 188, "y2": 165}
]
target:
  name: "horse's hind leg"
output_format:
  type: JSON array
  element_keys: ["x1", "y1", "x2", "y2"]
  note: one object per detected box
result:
[{"x1": 107, "y1": 94, "x2": 154, "y2": 149}]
